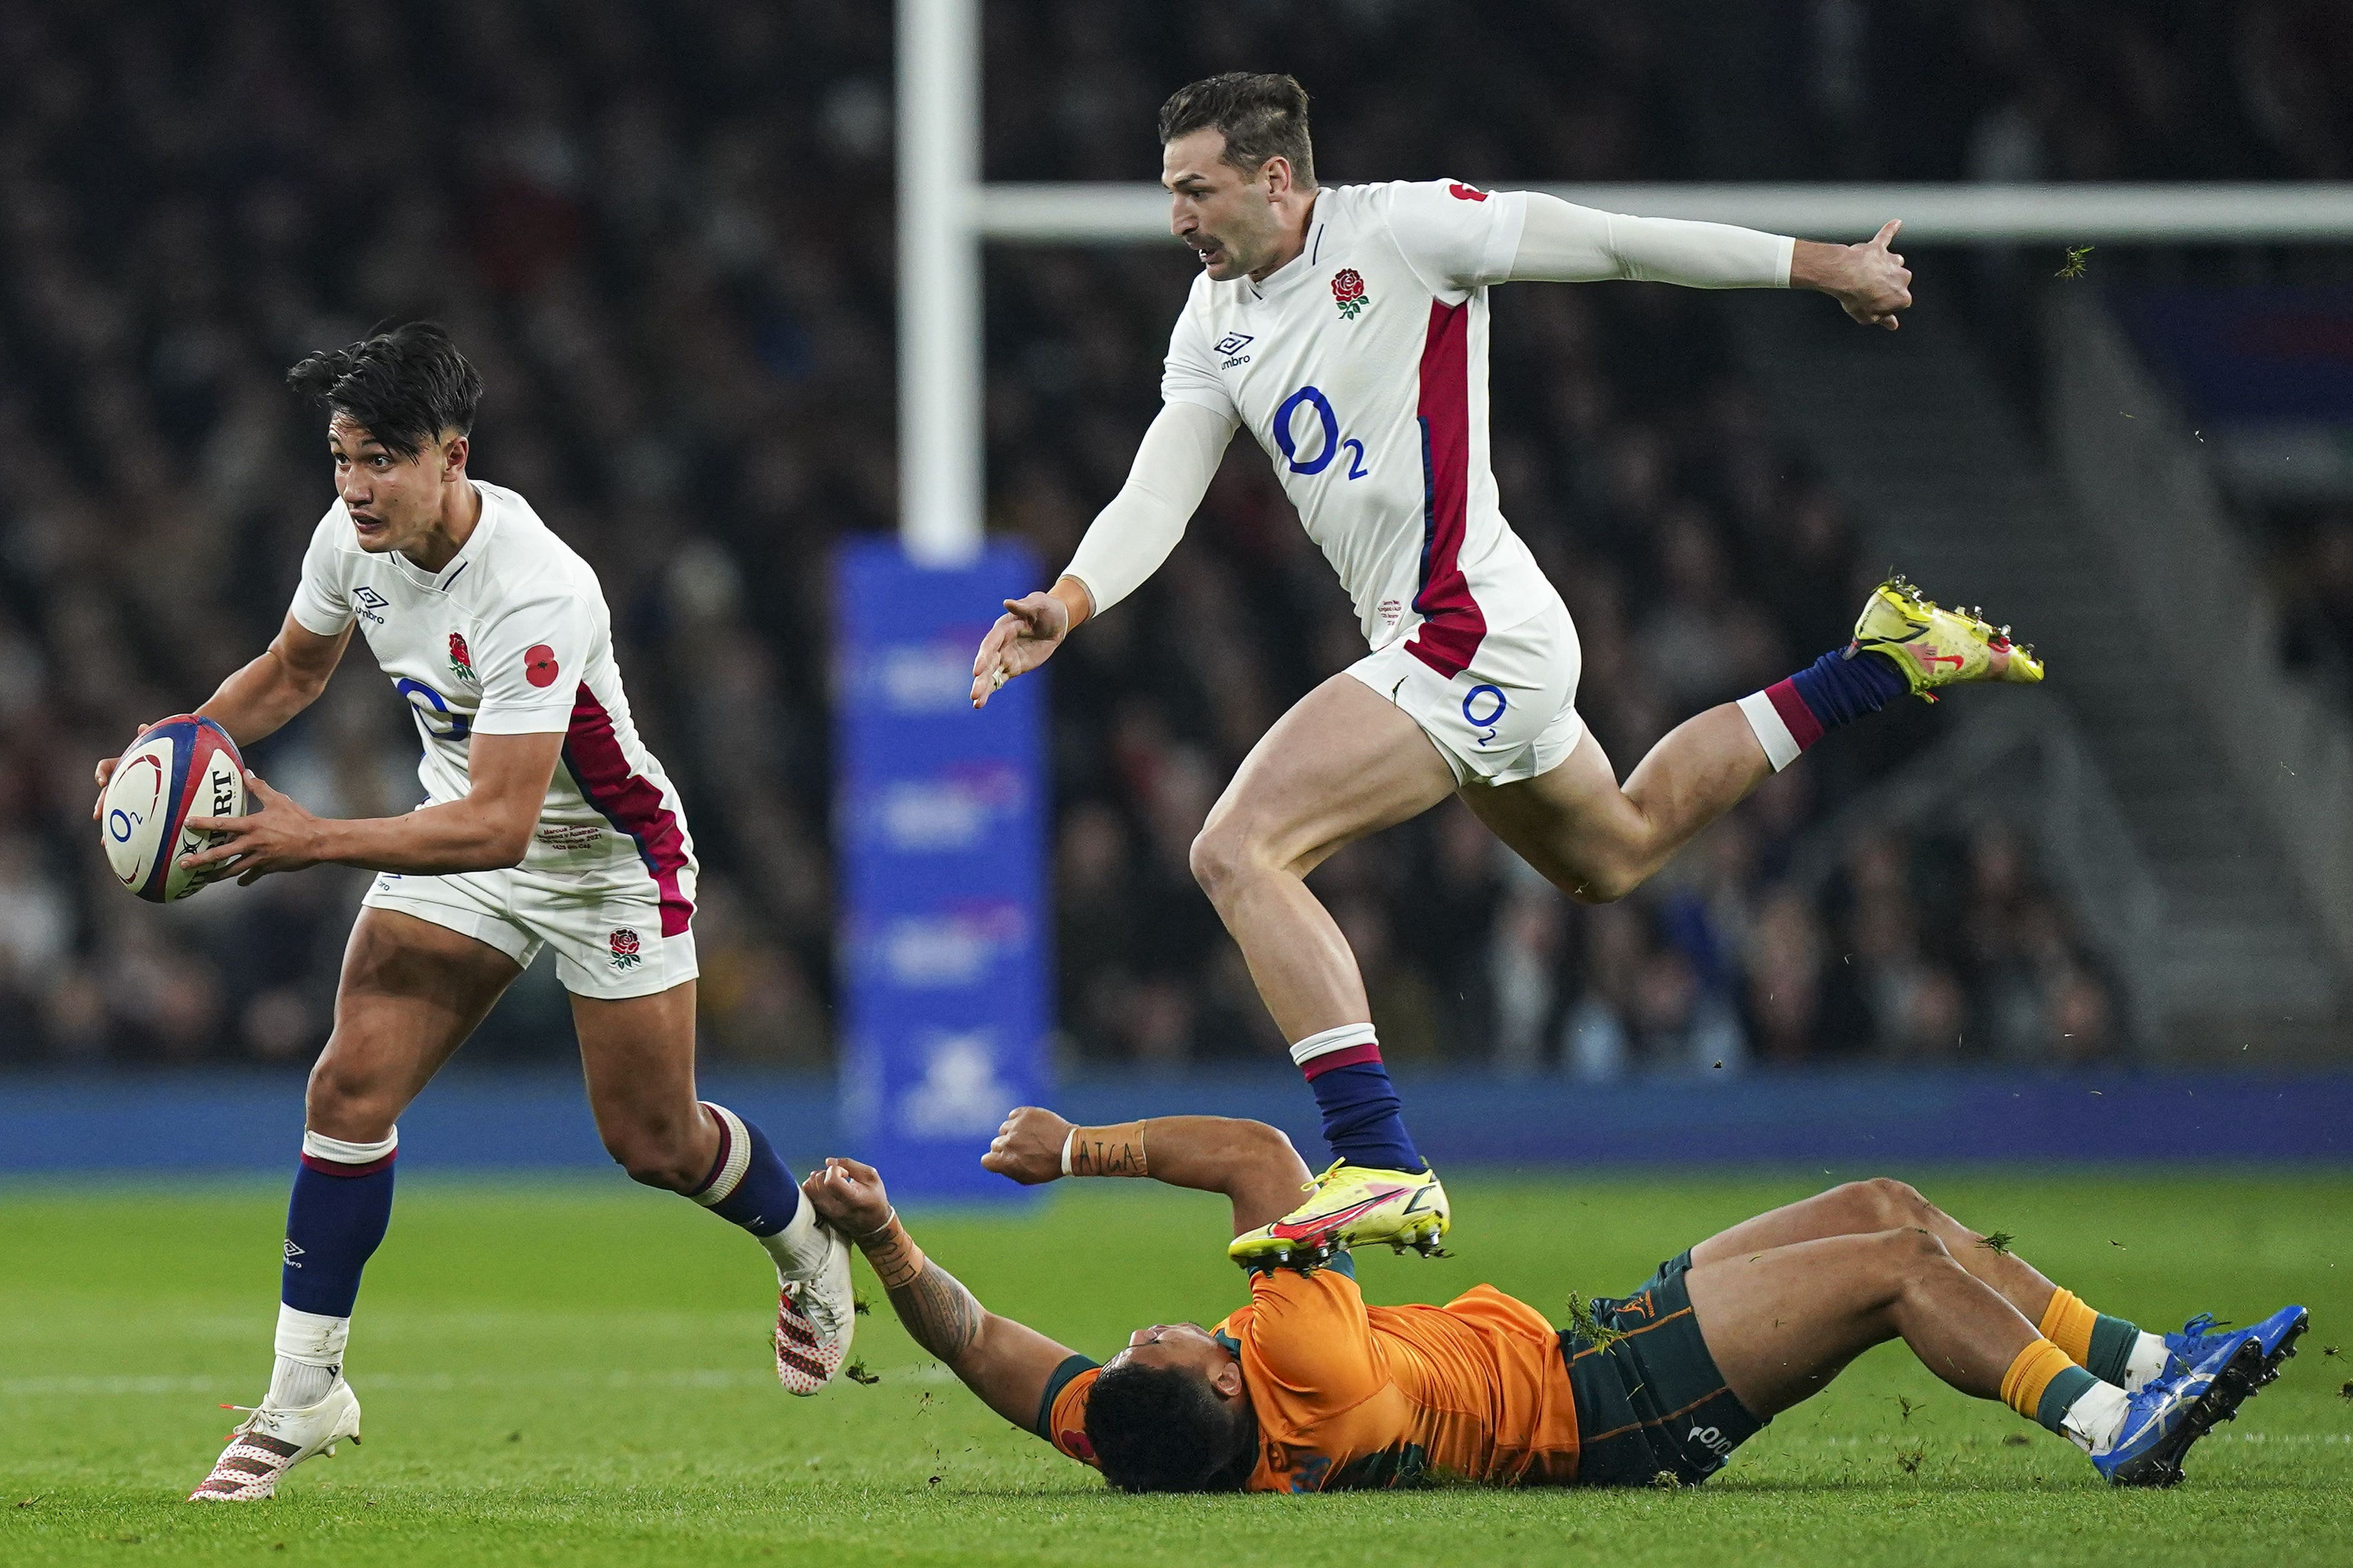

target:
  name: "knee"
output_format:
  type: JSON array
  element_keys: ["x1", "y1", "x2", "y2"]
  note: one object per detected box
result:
[
  {"x1": 304, "y1": 1053, "x2": 395, "y2": 1141},
  {"x1": 601, "y1": 1118, "x2": 710, "y2": 1193},
  {"x1": 1188, "y1": 819, "x2": 1267, "y2": 904},
  {"x1": 1562, "y1": 862, "x2": 1640, "y2": 905},
  {"x1": 602, "y1": 1128, "x2": 701, "y2": 1189},
  {"x1": 1847, "y1": 1176, "x2": 1936, "y2": 1231},
  {"x1": 1878, "y1": 1224, "x2": 1952, "y2": 1280}
]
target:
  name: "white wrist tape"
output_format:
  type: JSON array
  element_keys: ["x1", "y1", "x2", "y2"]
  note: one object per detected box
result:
[{"x1": 1061, "y1": 1127, "x2": 1077, "y2": 1178}]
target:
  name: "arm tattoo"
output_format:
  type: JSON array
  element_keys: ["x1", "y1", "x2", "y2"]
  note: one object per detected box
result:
[
  {"x1": 855, "y1": 1208, "x2": 984, "y2": 1365},
  {"x1": 891, "y1": 1260, "x2": 985, "y2": 1366}
]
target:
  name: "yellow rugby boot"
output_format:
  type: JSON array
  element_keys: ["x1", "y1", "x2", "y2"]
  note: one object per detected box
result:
[
  {"x1": 1227, "y1": 1162, "x2": 1450, "y2": 1270},
  {"x1": 1850, "y1": 574, "x2": 2046, "y2": 699}
]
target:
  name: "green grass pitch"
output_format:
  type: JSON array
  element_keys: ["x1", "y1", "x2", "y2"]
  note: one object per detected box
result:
[{"x1": 2, "y1": 1170, "x2": 2348, "y2": 1567}]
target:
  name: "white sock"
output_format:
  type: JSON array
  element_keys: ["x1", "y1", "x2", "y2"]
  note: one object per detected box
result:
[
  {"x1": 758, "y1": 1191, "x2": 831, "y2": 1278},
  {"x1": 267, "y1": 1304, "x2": 349, "y2": 1408},
  {"x1": 2059, "y1": 1380, "x2": 2132, "y2": 1456},
  {"x1": 2123, "y1": 1331, "x2": 2171, "y2": 1393}
]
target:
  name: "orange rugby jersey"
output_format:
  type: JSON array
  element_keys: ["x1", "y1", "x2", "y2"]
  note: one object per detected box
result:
[{"x1": 1036, "y1": 1260, "x2": 1580, "y2": 1490}]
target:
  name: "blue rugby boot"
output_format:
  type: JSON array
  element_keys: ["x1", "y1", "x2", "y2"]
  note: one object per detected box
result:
[
  {"x1": 2093, "y1": 1334, "x2": 2264, "y2": 1488},
  {"x1": 2165, "y1": 1305, "x2": 2309, "y2": 1387}
]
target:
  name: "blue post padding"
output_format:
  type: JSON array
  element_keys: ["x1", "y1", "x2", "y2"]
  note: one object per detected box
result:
[{"x1": 831, "y1": 538, "x2": 1050, "y2": 1200}]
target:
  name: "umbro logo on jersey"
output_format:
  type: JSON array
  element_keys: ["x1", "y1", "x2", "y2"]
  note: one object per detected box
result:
[
  {"x1": 284, "y1": 1240, "x2": 305, "y2": 1268},
  {"x1": 351, "y1": 586, "x2": 389, "y2": 624},
  {"x1": 1214, "y1": 332, "x2": 1255, "y2": 368}
]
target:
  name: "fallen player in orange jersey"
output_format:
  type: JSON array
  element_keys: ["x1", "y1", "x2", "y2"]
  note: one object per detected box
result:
[{"x1": 802, "y1": 1108, "x2": 2301, "y2": 1492}]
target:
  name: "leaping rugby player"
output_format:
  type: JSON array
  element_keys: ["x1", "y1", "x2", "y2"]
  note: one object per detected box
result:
[
  {"x1": 805, "y1": 1107, "x2": 2307, "y2": 1494},
  {"x1": 90, "y1": 324, "x2": 858, "y2": 1502},
  {"x1": 971, "y1": 74, "x2": 2044, "y2": 1261}
]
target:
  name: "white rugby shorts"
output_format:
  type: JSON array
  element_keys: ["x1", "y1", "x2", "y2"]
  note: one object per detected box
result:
[
  {"x1": 1345, "y1": 593, "x2": 1586, "y2": 787},
  {"x1": 361, "y1": 837, "x2": 697, "y2": 1001}
]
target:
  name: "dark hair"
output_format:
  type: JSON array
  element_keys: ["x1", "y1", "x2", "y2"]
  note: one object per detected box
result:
[
  {"x1": 1157, "y1": 72, "x2": 1315, "y2": 188},
  {"x1": 1084, "y1": 1361, "x2": 1251, "y2": 1494},
  {"x1": 286, "y1": 321, "x2": 484, "y2": 460}
]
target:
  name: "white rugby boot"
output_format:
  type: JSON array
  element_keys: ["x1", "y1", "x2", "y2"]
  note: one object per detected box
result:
[
  {"x1": 773, "y1": 1223, "x2": 856, "y2": 1395},
  {"x1": 188, "y1": 1380, "x2": 362, "y2": 1501}
]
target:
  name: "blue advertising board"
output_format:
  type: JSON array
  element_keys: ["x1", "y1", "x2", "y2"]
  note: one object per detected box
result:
[{"x1": 833, "y1": 538, "x2": 1049, "y2": 1200}]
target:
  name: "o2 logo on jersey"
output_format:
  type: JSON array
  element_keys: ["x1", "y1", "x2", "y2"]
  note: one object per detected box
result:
[
  {"x1": 1273, "y1": 385, "x2": 1369, "y2": 480},
  {"x1": 395, "y1": 676, "x2": 472, "y2": 741},
  {"x1": 1462, "y1": 684, "x2": 1507, "y2": 746}
]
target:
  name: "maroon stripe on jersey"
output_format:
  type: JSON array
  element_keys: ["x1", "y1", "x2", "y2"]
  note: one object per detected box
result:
[
  {"x1": 562, "y1": 684, "x2": 694, "y2": 937},
  {"x1": 1405, "y1": 300, "x2": 1488, "y2": 680}
]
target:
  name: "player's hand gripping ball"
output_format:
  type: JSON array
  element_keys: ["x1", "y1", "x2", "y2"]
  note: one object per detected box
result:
[{"x1": 94, "y1": 716, "x2": 247, "y2": 902}]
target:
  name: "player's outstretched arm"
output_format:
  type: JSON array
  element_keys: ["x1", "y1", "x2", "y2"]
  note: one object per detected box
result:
[
  {"x1": 983, "y1": 1106, "x2": 1312, "y2": 1238},
  {"x1": 1504, "y1": 193, "x2": 1911, "y2": 328},
  {"x1": 89, "y1": 613, "x2": 352, "y2": 821},
  {"x1": 803, "y1": 1156, "x2": 1081, "y2": 1429},
  {"x1": 969, "y1": 400, "x2": 1232, "y2": 708}
]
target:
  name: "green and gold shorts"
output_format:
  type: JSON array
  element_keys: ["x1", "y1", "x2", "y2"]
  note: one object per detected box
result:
[{"x1": 1560, "y1": 1250, "x2": 1766, "y2": 1486}]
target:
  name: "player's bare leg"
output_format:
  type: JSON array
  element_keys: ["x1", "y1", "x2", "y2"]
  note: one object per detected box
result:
[
  {"x1": 1191, "y1": 674, "x2": 1460, "y2": 1263},
  {"x1": 1462, "y1": 704, "x2": 1770, "y2": 904},
  {"x1": 1471, "y1": 577, "x2": 2048, "y2": 905},
  {"x1": 307, "y1": 910, "x2": 523, "y2": 1141},
  {"x1": 1189, "y1": 674, "x2": 1457, "y2": 1042},
  {"x1": 1688, "y1": 1178, "x2": 2059, "y2": 1323},
  {"x1": 572, "y1": 980, "x2": 718, "y2": 1190},
  {"x1": 1681, "y1": 1227, "x2": 2266, "y2": 1484},
  {"x1": 1687, "y1": 1227, "x2": 2038, "y2": 1414},
  {"x1": 1683, "y1": 1177, "x2": 2196, "y2": 1393},
  {"x1": 573, "y1": 980, "x2": 856, "y2": 1393},
  {"x1": 193, "y1": 911, "x2": 517, "y2": 1501}
]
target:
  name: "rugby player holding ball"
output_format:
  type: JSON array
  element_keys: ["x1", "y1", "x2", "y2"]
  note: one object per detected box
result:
[{"x1": 91, "y1": 323, "x2": 856, "y2": 1502}]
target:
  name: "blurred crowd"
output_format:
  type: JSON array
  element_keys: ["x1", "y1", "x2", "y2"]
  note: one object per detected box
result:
[{"x1": 14, "y1": 0, "x2": 2291, "y2": 1075}]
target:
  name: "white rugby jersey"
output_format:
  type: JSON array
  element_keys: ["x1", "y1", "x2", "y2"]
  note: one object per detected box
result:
[
  {"x1": 1162, "y1": 179, "x2": 1552, "y2": 676},
  {"x1": 289, "y1": 481, "x2": 696, "y2": 932}
]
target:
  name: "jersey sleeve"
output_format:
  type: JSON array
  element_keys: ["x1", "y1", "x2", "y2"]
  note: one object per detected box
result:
[
  {"x1": 470, "y1": 590, "x2": 595, "y2": 734},
  {"x1": 1158, "y1": 286, "x2": 1239, "y2": 418},
  {"x1": 1034, "y1": 1354, "x2": 1104, "y2": 1467},
  {"x1": 287, "y1": 507, "x2": 355, "y2": 636},
  {"x1": 1380, "y1": 179, "x2": 1530, "y2": 297},
  {"x1": 1242, "y1": 1261, "x2": 1382, "y2": 1409}
]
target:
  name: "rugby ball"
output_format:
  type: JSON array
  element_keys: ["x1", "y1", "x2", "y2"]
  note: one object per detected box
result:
[{"x1": 99, "y1": 715, "x2": 247, "y2": 903}]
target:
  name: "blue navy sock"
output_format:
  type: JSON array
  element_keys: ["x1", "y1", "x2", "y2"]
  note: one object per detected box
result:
[
  {"x1": 691, "y1": 1102, "x2": 804, "y2": 1238},
  {"x1": 1740, "y1": 648, "x2": 1908, "y2": 771},
  {"x1": 1788, "y1": 646, "x2": 1907, "y2": 728},
  {"x1": 282, "y1": 1132, "x2": 398, "y2": 1318},
  {"x1": 1291, "y1": 1026, "x2": 1425, "y2": 1172}
]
